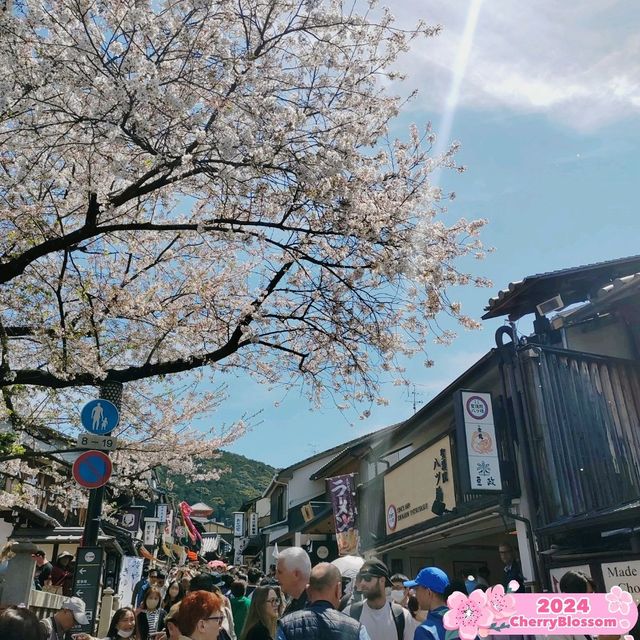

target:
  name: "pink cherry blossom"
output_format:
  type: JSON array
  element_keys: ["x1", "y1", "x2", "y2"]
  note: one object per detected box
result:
[
  {"x1": 508, "y1": 580, "x2": 521, "y2": 593},
  {"x1": 0, "y1": 0, "x2": 489, "y2": 509},
  {"x1": 485, "y1": 584, "x2": 517, "y2": 619},
  {"x1": 444, "y1": 590, "x2": 495, "y2": 640},
  {"x1": 606, "y1": 585, "x2": 634, "y2": 615}
]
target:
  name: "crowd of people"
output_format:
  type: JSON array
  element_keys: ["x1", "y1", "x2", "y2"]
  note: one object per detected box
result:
[{"x1": 0, "y1": 542, "x2": 632, "y2": 640}]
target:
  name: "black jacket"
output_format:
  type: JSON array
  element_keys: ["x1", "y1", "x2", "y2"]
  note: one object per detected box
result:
[
  {"x1": 282, "y1": 590, "x2": 308, "y2": 617},
  {"x1": 278, "y1": 600, "x2": 362, "y2": 640},
  {"x1": 136, "y1": 608, "x2": 167, "y2": 640},
  {"x1": 245, "y1": 621, "x2": 274, "y2": 640}
]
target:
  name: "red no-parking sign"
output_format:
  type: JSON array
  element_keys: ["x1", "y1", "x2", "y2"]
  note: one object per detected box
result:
[{"x1": 72, "y1": 450, "x2": 112, "y2": 488}]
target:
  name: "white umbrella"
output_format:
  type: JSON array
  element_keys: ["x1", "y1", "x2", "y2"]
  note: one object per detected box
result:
[{"x1": 331, "y1": 555, "x2": 365, "y2": 580}]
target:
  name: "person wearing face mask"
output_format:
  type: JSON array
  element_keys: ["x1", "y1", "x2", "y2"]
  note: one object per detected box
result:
[
  {"x1": 163, "y1": 580, "x2": 186, "y2": 612},
  {"x1": 388, "y1": 574, "x2": 410, "y2": 607},
  {"x1": 74, "y1": 607, "x2": 139, "y2": 640},
  {"x1": 137, "y1": 586, "x2": 168, "y2": 640}
]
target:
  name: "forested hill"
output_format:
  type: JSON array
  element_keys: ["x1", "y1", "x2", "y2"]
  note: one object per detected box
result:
[{"x1": 167, "y1": 451, "x2": 276, "y2": 525}]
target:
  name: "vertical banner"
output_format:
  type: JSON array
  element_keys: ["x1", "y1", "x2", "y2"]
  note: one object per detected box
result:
[
  {"x1": 118, "y1": 556, "x2": 145, "y2": 607},
  {"x1": 327, "y1": 474, "x2": 359, "y2": 555},
  {"x1": 249, "y1": 512, "x2": 258, "y2": 537},
  {"x1": 164, "y1": 510, "x2": 174, "y2": 536},
  {"x1": 233, "y1": 512, "x2": 245, "y2": 537},
  {"x1": 156, "y1": 504, "x2": 169, "y2": 523},
  {"x1": 455, "y1": 390, "x2": 503, "y2": 493},
  {"x1": 143, "y1": 520, "x2": 158, "y2": 546}
]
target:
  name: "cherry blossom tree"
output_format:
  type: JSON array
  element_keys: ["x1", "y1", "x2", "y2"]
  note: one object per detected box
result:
[{"x1": 0, "y1": 0, "x2": 488, "y2": 507}]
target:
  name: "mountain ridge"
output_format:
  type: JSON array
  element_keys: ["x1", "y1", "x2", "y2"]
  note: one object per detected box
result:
[{"x1": 166, "y1": 450, "x2": 276, "y2": 525}]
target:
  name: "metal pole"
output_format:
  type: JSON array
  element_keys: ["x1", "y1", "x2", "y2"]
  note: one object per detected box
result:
[{"x1": 83, "y1": 382, "x2": 122, "y2": 546}]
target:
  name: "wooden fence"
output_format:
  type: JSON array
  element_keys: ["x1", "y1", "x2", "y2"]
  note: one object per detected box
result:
[{"x1": 521, "y1": 346, "x2": 640, "y2": 525}]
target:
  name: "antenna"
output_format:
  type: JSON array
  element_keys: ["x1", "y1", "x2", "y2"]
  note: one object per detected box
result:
[{"x1": 406, "y1": 384, "x2": 425, "y2": 412}]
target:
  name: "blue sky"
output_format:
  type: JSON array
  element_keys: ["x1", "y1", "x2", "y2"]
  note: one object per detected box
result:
[{"x1": 221, "y1": 0, "x2": 640, "y2": 468}]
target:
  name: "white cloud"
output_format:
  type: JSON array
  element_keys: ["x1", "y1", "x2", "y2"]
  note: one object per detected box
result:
[{"x1": 384, "y1": 0, "x2": 640, "y2": 131}]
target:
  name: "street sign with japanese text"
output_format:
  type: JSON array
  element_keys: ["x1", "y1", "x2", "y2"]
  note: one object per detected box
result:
[
  {"x1": 72, "y1": 546, "x2": 103, "y2": 634},
  {"x1": 455, "y1": 390, "x2": 503, "y2": 493}
]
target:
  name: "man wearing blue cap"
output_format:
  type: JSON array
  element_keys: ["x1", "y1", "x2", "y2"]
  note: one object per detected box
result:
[{"x1": 404, "y1": 567, "x2": 457, "y2": 640}]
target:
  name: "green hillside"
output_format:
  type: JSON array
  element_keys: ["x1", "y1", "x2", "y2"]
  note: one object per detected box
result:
[{"x1": 166, "y1": 451, "x2": 276, "y2": 525}]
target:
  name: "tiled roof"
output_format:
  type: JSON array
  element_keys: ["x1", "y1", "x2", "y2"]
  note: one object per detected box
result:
[
  {"x1": 551, "y1": 272, "x2": 640, "y2": 328},
  {"x1": 483, "y1": 254, "x2": 640, "y2": 320}
]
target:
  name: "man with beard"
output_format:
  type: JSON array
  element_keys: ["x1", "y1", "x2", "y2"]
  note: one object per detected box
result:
[{"x1": 344, "y1": 558, "x2": 413, "y2": 640}]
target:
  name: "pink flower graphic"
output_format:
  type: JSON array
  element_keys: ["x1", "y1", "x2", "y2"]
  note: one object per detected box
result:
[
  {"x1": 606, "y1": 585, "x2": 634, "y2": 615},
  {"x1": 485, "y1": 584, "x2": 517, "y2": 620},
  {"x1": 444, "y1": 590, "x2": 494, "y2": 640}
]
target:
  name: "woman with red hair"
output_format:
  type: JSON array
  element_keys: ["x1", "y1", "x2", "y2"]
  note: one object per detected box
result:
[{"x1": 176, "y1": 590, "x2": 225, "y2": 640}]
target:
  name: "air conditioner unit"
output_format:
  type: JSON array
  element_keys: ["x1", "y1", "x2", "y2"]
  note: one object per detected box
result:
[{"x1": 536, "y1": 294, "x2": 564, "y2": 316}]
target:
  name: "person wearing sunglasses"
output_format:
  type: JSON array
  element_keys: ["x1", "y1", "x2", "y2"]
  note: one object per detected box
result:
[
  {"x1": 240, "y1": 585, "x2": 283, "y2": 640},
  {"x1": 345, "y1": 559, "x2": 413, "y2": 640},
  {"x1": 174, "y1": 590, "x2": 225, "y2": 640}
]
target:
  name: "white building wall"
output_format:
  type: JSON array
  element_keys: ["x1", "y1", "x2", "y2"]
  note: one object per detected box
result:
[{"x1": 286, "y1": 454, "x2": 335, "y2": 507}]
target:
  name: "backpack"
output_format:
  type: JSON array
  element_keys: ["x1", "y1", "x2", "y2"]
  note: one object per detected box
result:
[{"x1": 348, "y1": 600, "x2": 405, "y2": 640}]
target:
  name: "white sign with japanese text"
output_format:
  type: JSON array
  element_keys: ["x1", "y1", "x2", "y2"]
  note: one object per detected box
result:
[
  {"x1": 249, "y1": 512, "x2": 258, "y2": 537},
  {"x1": 384, "y1": 436, "x2": 455, "y2": 534},
  {"x1": 156, "y1": 504, "x2": 169, "y2": 523},
  {"x1": 233, "y1": 512, "x2": 244, "y2": 538},
  {"x1": 461, "y1": 391, "x2": 503, "y2": 491},
  {"x1": 143, "y1": 520, "x2": 157, "y2": 546}
]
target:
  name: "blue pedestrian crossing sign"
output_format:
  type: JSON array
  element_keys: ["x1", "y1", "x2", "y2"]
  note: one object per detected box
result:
[{"x1": 80, "y1": 399, "x2": 120, "y2": 435}]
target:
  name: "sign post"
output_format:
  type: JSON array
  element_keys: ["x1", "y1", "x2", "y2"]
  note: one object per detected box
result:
[
  {"x1": 73, "y1": 383, "x2": 122, "y2": 634},
  {"x1": 77, "y1": 395, "x2": 120, "y2": 546},
  {"x1": 71, "y1": 546, "x2": 104, "y2": 635}
]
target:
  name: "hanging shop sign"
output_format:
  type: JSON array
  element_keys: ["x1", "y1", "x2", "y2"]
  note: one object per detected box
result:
[
  {"x1": 327, "y1": 473, "x2": 359, "y2": 555},
  {"x1": 143, "y1": 519, "x2": 158, "y2": 546},
  {"x1": 117, "y1": 506, "x2": 145, "y2": 533},
  {"x1": 384, "y1": 435, "x2": 456, "y2": 535},
  {"x1": 455, "y1": 390, "x2": 503, "y2": 493},
  {"x1": 156, "y1": 504, "x2": 169, "y2": 523},
  {"x1": 249, "y1": 512, "x2": 259, "y2": 536},
  {"x1": 233, "y1": 512, "x2": 245, "y2": 538}
]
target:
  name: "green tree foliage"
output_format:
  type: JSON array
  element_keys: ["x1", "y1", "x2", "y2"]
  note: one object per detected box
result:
[{"x1": 167, "y1": 451, "x2": 275, "y2": 525}]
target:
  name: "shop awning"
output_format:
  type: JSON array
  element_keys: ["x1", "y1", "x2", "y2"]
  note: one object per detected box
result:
[{"x1": 10, "y1": 526, "x2": 125, "y2": 556}]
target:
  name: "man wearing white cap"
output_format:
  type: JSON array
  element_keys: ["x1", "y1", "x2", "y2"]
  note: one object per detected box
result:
[{"x1": 41, "y1": 596, "x2": 90, "y2": 640}]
